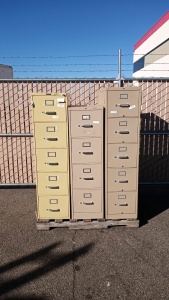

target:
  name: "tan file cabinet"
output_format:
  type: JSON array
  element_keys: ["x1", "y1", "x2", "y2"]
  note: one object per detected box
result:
[
  {"x1": 37, "y1": 172, "x2": 69, "y2": 195},
  {"x1": 108, "y1": 143, "x2": 138, "y2": 168},
  {"x1": 69, "y1": 109, "x2": 103, "y2": 137},
  {"x1": 35, "y1": 148, "x2": 69, "y2": 172},
  {"x1": 107, "y1": 191, "x2": 137, "y2": 218},
  {"x1": 107, "y1": 118, "x2": 139, "y2": 143},
  {"x1": 108, "y1": 168, "x2": 138, "y2": 192},
  {"x1": 34, "y1": 122, "x2": 68, "y2": 148},
  {"x1": 32, "y1": 93, "x2": 70, "y2": 220},
  {"x1": 38, "y1": 195, "x2": 70, "y2": 219},
  {"x1": 98, "y1": 87, "x2": 141, "y2": 220},
  {"x1": 68, "y1": 106, "x2": 104, "y2": 220},
  {"x1": 32, "y1": 94, "x2": 67, "y2": 123},
  {"x1": 71, "y1": 138, "x2": 102, "y2": 164}
]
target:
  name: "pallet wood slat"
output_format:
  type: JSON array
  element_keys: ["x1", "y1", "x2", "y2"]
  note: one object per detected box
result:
[{"x1": 36, "y1": 219, "x2": 139, "y2": 230}]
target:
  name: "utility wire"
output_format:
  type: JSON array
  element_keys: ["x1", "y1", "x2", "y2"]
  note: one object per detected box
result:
[
  {"x1": 11, "y1": 70, "x2": 118, "y2": 73},
  {"x1": 7, "y1": 63, "x2": 169, "y2": 67},
  {"x1": 10, "y1": 63, "x2": 118, "y2": 67},
  {"x1": 0, "y1": 53, "x2": 169, "y2": 59},
  {"x1": 0, "y1": 54, "x2": 118, "y2": 59}
]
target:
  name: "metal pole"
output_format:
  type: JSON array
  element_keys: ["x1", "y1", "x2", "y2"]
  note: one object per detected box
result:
[
  {"x1": 0, "y1": 183, "x2": 35, "y2": 187},
  {"x1": 118, "y1": 49, "x2": 123, "y2": 87},
  {"x1": 0, "y1": 133, "x2": 33, "y2": 137}
]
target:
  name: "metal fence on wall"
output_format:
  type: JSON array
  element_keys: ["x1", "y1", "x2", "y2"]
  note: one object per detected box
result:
[{"x1": 0, "y1": 78, "x2": 169, "y2": 186}]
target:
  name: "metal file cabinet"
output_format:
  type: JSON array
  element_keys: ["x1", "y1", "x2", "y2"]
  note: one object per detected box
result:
[
  {"x1": 68, "y1": 106, "x2": 104, "y2": 220},
  {"x1": 32, "y1": 93, "x2": 70, "y2": 220},
  {"x1": 98, "y1": 87, "x2": 141, "y2": 220}
]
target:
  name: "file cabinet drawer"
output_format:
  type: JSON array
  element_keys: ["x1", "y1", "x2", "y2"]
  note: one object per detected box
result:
[
  {"x1": 36, "y1": 148, "x2": 68, "y2": 172},
  {"x1": 108, "y1": 143, "x2": 138, "y2": 168},
  {"x1": 73, "y1": 189, "x2": 103, "y2": 213},
  {"x1": 71, "y1": 138, "x2": 102, "y2": 164},
  {"x1": 38, "y1": 195, "x2": 70, "y2": 219},
  {"x1": 34, "y1": 123, "x2": 67, "y2": 148},
  {"x1": 107, "y1": 191, "x2": 137, "y2": 214},
  {"x1": 108, "y1": 118, "x2": 139, "y2": 143},
  {"x1": 107, "y1": 90, "x2": 140, "y2": 118},
  {"x1": 37, "y1": 172, "x2": 69, "y2": 195},
  {"x1": 32, "y1": 94, "x2": 67, "y2": 122},
  {"x1": 69, "y1": 109, "x2": 102, "y2": 137},
  {"x1": 108, "y1": 168, "x2": 137, "y2": 191},
  {"x1": 72, "y1": 164, "x2": 102, "y2": 188}
]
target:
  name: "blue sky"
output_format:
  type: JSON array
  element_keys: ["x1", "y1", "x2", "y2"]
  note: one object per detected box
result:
[{"x1": 0, "y1": 0, "x2": 169, "y2": 79}]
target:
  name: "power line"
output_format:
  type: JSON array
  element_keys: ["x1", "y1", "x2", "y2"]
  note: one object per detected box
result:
[
  {"x1": 7, "y1": 63, "x2": 169, "y2": 67},
  {"x1": 0, "y1": 54, "x2": 118, "y2": 59},
  {"x1": 10, "y1": 63, "x2": 118, "y2": 67},
  {"x1": 12, "y1": 70, "x2": 118, "y2": 73},
  {"x1": 0, "y1": 53, "x2": 169, "y2": 59}
]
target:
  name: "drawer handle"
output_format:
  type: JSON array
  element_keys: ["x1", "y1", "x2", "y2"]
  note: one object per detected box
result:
[
  {"x1": 114, "y1": 180, "x2": 128, "y2": 183},
  {"x1": 79, "y1": 177, "x2": 94, "y2": 180},
  {"x1": 115, "y1": 131, "x2": 129, "y2": 134},
  {"x1": 114, "y1": 203, "x2": 128, "y2": 206},
  {"x1": 82, "y1": 151, "x2": 93, "y2": 155},
  {"x1": 115, "y1": 156, "x2": 129, "y2": 159},
  {"x1": 46, "y1": 162, "x2": 59, "y2": 166},
  {"x1": 116, "y1": 104, "x2": 130, "y2": 108},
  {"x1": 42, "y1": 111, "x2": 56, "y2": 115},
  {"x1": 83, "y1": 202, "x2": 94, "y2": 205},
  {"x1": 47, "y1": 186, "x2": 59, "y2": 189},
  {"x1": 81, "y1": 124, "x2": 93, "y2": 128},
  {"x1": 47, "y1": 209, "x2": 60, "y2": 212},
  {"x1": 44, "y1": 138, "x2": 58, "y2": 141}
]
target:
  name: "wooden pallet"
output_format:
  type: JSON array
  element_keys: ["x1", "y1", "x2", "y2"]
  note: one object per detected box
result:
[{"x1": 36, "y1": 219, "x2": 139, "y2": 230}]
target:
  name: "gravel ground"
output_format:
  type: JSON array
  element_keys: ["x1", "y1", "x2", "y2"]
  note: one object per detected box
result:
[{"x1": 0, "y1": 185, "x2": 169, "y2": 300}]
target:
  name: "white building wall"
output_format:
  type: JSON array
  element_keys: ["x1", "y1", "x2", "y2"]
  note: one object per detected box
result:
[{"x1": 133, "y1": 12, "x2": 169, "y2": 78}]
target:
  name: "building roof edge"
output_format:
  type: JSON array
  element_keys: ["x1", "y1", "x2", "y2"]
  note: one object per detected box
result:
[{"x1": 134, "y1": 11, "x2": 169, "y2": 51}]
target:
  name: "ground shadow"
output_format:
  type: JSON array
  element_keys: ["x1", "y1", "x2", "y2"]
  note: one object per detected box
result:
[
  {"x1": 4, "y1": 296, "x2": 49, "y2": 300},
  {"x1": 0, "y1": 241, "x2": 94, "y2": 297},
  {"x1": 139, "y1": 112, "x2": 169, "y2": 225},
  {"x1": 138, "y1": 184, "x2": 169, "y2": 226},
  {"x1": 139, "y1": 112, "x2": 169, "y2": 182}
]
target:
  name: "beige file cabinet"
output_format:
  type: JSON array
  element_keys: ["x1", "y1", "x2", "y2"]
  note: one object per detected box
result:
[
  {"x1": 98, "y1": 87, "x2": 141, "y2": 220},
  {"x1": 68, "y1": 106, "x2": 104, "y2": 220},
  {"x1": 32, "y1": 93, "x2": 70, "y2": 220}
]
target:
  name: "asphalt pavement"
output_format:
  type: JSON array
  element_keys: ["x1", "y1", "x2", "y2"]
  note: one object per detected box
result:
[{"x1": 0, "y1": 185, "x2": 169, "y2": 300}]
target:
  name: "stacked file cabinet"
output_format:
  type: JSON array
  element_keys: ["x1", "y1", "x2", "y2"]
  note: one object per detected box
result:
[
  {"x1": 98, "y1": 87, "x2": 141, "y2": 220},
  {"x1": 68, "y1": 105, "x2": 104, "y2": 220},
  {"x1": 32, "y1": 93, "x2": 70, "y2": 221}
]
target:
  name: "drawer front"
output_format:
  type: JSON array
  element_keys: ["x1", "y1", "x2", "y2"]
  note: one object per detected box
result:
[
  {"x1": 71, "y1": 138, "x2": 102, "y2": 164},
  {"x1": 69, "y1": 110, "x2": 102, "y2": 137},
  {"x1": 108, "y1": 118, "x2": 139, "y2": 144},
  {"x1": 36, "y1": 149, "x2": 68, "y2": 172},
  {"x1": 107, "y1": 90, "x2": 140, "y2": 118},
  {"x1": 34, "y1": 123, "x2": 67, "y2": 148},
  {"x1": 37, "y1": 172, "x2": 69, "y2": 195},
  {"x1": 108, "y1": 144, "x2": 138, "y2": 168},
  {"x1": 72, "y1": 164, "x2": 102, "y2": 188},
  {"x1": 73, "y1": 189, "x2": 103, "y2": 213},
  {"x1": 108, "y1": 168, "x2": 138, "y2": 191},
  {"x1": 32, "y1": 95, "x2": 67, "y2": 122},
  {"x1": 38, "y1": 195, "x2": 70, "y2": 219},
  {"x1": 107, "y1": 191, "x2": 137, "y2": 214}
]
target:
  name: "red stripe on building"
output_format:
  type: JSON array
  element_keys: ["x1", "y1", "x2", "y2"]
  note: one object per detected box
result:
[{"x1": 134, "y1": 11, "x2": 169, "y2": 51}]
